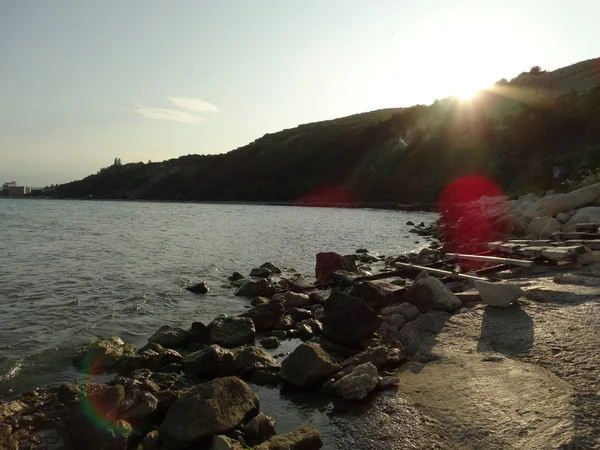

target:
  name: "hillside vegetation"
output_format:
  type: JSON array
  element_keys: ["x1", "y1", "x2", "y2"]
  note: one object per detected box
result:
[{"x1": 54, "y1": 59, "x2": 600, "y2": 207}]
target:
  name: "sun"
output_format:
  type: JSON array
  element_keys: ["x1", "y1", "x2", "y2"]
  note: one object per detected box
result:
[{"x1": 454, "y1": 84, "x2": 482, "y2": 100}]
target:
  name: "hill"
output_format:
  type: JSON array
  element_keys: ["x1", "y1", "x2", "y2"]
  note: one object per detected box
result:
[{"x1": 53, "y1": 58, "x2": 600, "y2": 207}]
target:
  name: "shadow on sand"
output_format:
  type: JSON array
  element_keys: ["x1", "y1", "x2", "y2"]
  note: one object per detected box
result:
[{"x1": 477, "y1": 304, "x2": 534, "y2": 356}]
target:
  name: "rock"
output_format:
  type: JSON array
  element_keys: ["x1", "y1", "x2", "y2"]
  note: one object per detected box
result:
[
  {"x1": 182, "y1": 345, "x2": 236, "y2": 377},
  {"x1": 242, "y1": 301, "x2": 285, "y2": 331},
  {"x1": 186, "y1": 281, "x2": 209, "y2": 294},
  {"x1": 309, "y1": 290, "x2": 329, "y2": 305},
  {"x1": 385, "y1": 313, "x2": 406, "y2": 330},
  {"x1": 280, "y1": 343, "x2": 341, "y2": 388},
  {"x1": 332, "y1": 362, "x2": 379, "y2": 400},
  {"x1": 243, "y1": 412, "x2": 277, "y2": 444},
  {"x1": 472, "y1": 280, "x2": 524, "y2": 307},
  {"x1": 212, "y1": 435, "x2": 244, "y2": 450},
  {"x1": 250, "y1": 296, "x2": 269, "y2": 306},
  {"x1": 136, "y1": 430, "x2": 160, "y2": 450},
  {"x1": 122, "y1": 391, "x2": 158, "y2": 421},
  {"x1": 321, "y1": 290, "x2": 380, "y2": 345},
  {"x1": 160, "y1": 377, "x2": 259, "y2": 449},
  {"x1": 148, "y1": 326, "x2": 189, "y2": 349},
  {"x1": 396, "y1": 302, "x2": 420, "y2": 320},
  {"x1": 527, "y1": 217, "x2": 562, "y2": 238},
  {"x1": 209, "y1": 316, "x2": 256, "y2": 348},
  {"x1": 0, "y1": 400, "x2": 25, "y2": 421},
  {"x1": 260, "y1": 337, "x2": 280, "y2": 350},
  {"x1": 341, "y1": 346, "x2": 391, "y2": 369},
  {"x1": 577, "y1": 250, "x2": 600, "y2": 265},
  {"x1": 0, "y1": 424, "x2": 17, "y2": 450},
  {"x1": 284, "y1": 291, "x2": 311, "y2": 308},
  {"x1": 249, "y1": 370, "x2": 283, "y2": 386},
  {"x1": 406, "y1": 220, "x2": 414, "y2": 226},
  {"x1": 250, "y1": 267, "x2": 272, "y2": 278},
  {"x1": 288, "y1": 307, "x2": 312, "y2": 322},
  {"x1": 315, "y1": 252, "x2": 357, "y2": 282},
  {"x1": 404, "y1": 272, "x2": 462, "y2": 312},
  {"x1": 138, "y1": 342, "x2": 165, "y2": 354},
  {"x1": 260, "y1": 262, "x2": 282, "y2": 274},
  {"x1": 228, "y1": 271, "x2": 245, "y2": 282},
  {"x1": 153, "y1": 349, "x2": 183, "y2": 369},
  {"x1": 235, "y1": 346, "x2": 280, "y2": 375},
  {"x1": 298, "y1": 318, "x2": 323, "y2": 334},
  {"x1": 235, "y1": 279, "x2": 276, "y2": 297},
  {"x1": 270, "y1": 330, "x2": 287, "y2": 339},
  {"x1": 296, "y1": 324, "x2": 314, "y2": 340},
  {"x1": 254, "y1": 425, "x2": 322, "y2": 450},
  {"x1": 537, "y1": 182, "x2": 600, "y2": 218},
  {"x1": 73, "y1": 336, "x2": 127, "y2": 372},
  {"x1": 565, "y1": 206, "x2": 600, "y2": 230},
  {"x1": 556, "y1": 212, "x2": 570, "y2": 224},
  {"x1": 378, "y1": 376, "x2": 399, "y2": 389},
  {"x1": 274, "y1": 314, "x2": 295, "y2": 330},
  {"x1": 354, "y1": 280, "x2": 403, "y2": 309},
  {"x1": 189, "y1": 321, "x2": 209, "y2": 344}
]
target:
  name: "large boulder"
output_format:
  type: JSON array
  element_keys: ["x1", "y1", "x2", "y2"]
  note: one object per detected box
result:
[
  {"x1": 250, "y1": 268, "x2": 272, "y2": 278},
  {"x1": 254, "y1": 425, "x2": 322, "y2": 450},
  {"x1": 280, "y1": 343, "x2": 341, "y2": 388},
  {"x1": 404, "y1": 272, "x2": 462, "y2": 312},
  {"x1": 538, "y1": 183, "x2": 600, "y2": 217},
  {"x1": 160, "y1": 377, "x2": 259, "y2": 449},
  {"x1": 148, "y1": 326, "x2": 189, "y2": 349},
  {"x1": 182, "y1": 345, "x2": 236, "y2": 377},
  {"x1": 209, "y1": 316, "x2": 256, "y2": 348},
  {"x1": 321, "y1": 290, "x2": 380, "y2": 345},
  {"x1": 331, "y1": 362, "x2": 379, "y2": 400},
  {"x1": 472, "y1": 280, "x2": 524, "y2": 307},
  {"x1": 564, "y1": 206, "x2": 600, "y2": 230},
  {"x1": 234, "y1": 346, "x2": 280, "y2": 375},
  {"x1": 315, "y1": 252, "x2": 357, "y2": 282},
  {"x1": 354, "y1": 280, "x2": 403, "y2": 309},
  {"x1": 235, "y1": 279, "x2": 276, "y2": 297},
  {"x1": 73, "y1": 336, "x2": 128, "y2": 372},
  {"x1": 526, "y1": 217, "x2": 562, "y2": 238},
  {"x1": 260, "y1": 262, "x2": 282, "y2": 274},
  {"x1": 241, "y1": 301, "x2": 285, "y2": 331}
]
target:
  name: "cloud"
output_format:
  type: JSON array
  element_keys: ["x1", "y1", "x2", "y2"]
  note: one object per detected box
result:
[
  {"x1": 133, "y1": 102, "x2": 202, "y2": 124},
  {"x1": 168, "y1": 97, "x2": 218, "y2": 113}
]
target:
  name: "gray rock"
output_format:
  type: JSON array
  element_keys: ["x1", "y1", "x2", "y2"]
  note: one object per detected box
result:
[
  {"x1": 189, "y1": 321, "x2": 209, "y2": 344},
  {"x1": 122, "y1": 391, "x2": 158, "y2": 421},
  {"x1": 182, "y1": 345, "x2": 236, "y2": 377},
  {"x1": 354, "y1": 280, "x2": 403, "y2": 310},
  {"x1": 243, "y1": 412, "x2": 276, "y2": 444},
  {"x1": 315, "y1": 252, "x2": 357, "y2": 282},
  {"x1": 298, "y1": 318, "x2": 322, "y2": 334},
  {"x1": 385, "y1": 313, "x2": 406, "y2": 330},
  {"x1": 404, "y1": 272, "x2": 462, "y2": 312},
  {"x1": 235, "y1": 346, "x2": 280, "y2": 375},
  {"x1": 332, "y1": 362, "x2": 379, "y2": 400},
  {"x1": 152, "y1": 349, "x2": 183, "y2": 370},
  {"x1": 209, "y1": 316, "x2": 256, "y2": 348},
  {"x1": 288, "y1": 307, "x2": 312, "y2": 322},
  {"x1": 341, "y1": 346, "x2": 391, "y2": 369},
  {"x1": 242, "y1": 301, "x2": 285, "y2": 331},
  {"x1": 235, "y1": 279, "x2": 276, "y2": 297},
  {"x1": 322, "y1": 290, "x2": 380, "y2": 345},
  {"x1": 296, "y1": 324, "x2": 314, "y2": 340},
  {"x1": 260, "y1": 262, "x2": 282, "y2": 274},
  {"x1": 254, "y1": 425, "x2": 322, "y2": 450},
  {"x1": 356, "y1": 248, "x2": 369, "y2": 253},
  {"x1": 280, "y1": 343, "x2": 341, "y2": 388},
  {"x1": 556, "y1": 212, "x2": 570, "y2": 224},
  {"x1": 186, "y1": 281, "x2": 209, "y2": 294},
  {"x1": 396, "y1": 302, "x2": 420, "y2": 320},
  {"x1": 565, "y1": 206, "x2": 600, "y2": 230},
  {"x1": 250, "y1": 267, "x2": 272, "y2": 278},
  {"x1": 378, "y1": 376, "x2": 399, "y2": 389},
  {"x1": 148, "y1": 326, "x2": 189, "y2": 349},
  {"x1": 527, "y1": 216, "x2": 562, "y2": 238},
  {"x1": 472, "y1": 280, "x2": 524, "y2": 307},
  {"x1": 73, "y1": 336, "x2": 127, "y2": 372},
  {"x1": 228, "y1": 271, "x2": 245, "y2": 282},
  {"x1": 212, "y1": 435, "x2": 244, "y2": 450},
  {"x1": 274, "y1": 314, "x2": 295, "y2": 330},
  {"x1": 284, "y1": 291, "x2": 311, "y2": 308},
  {"x1": 260, "y1": 336, "x2": 280, "y2": 349},
  {"x1": 160, "y1": 377, "x2": 259, "y2": 448},
  {"x1": 250, "y1": 296, "x2": 269, "y2": 306}
]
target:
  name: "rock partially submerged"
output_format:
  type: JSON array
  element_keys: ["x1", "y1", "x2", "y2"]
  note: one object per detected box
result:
[
  {"x1": 254, "y1": 425, "x2": 323, "y2": 450},
  {"x1": 148, "y1": 325, "x2": 189, "y2": 349},
  {"x1": 332, "y1": 362, "x2": 379, "y2": 400},
  {"x1": 235, "y1": 346, "x2": 280, "y2": 375},
  {"x1": 73, "y1": 336, "x2": 129, "y2": 372},
  {"x1": 235, "y1": 279, "x2": 276, "y2": 297},
  {"x1": 182, "y1": 345, "x2": 236, "y2": 378},
  {"x1": 209, "y1": 316, "x2": 256, "y2": 348},
  {"x1": 186, "y1": 281, "x2": 209, "y2": 294},
  {"x1": 280, "y1": 343, "x2": 341, "y2": 388},
  {"x1": 315, "y1": 252, "x2": 357, "y2": 282}
]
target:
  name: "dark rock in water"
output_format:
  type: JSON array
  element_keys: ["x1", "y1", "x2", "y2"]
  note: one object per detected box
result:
[
  {"x1": 243, "y1": 412, "x2": 277, "y2": 445},
  {"x1": 235, "y1": 346, "x2": 280, "y2": 375},
  {"x1": 280, "y1": 343, "x2": 341, "y2": 388},
  {"x1": 148, "y1": 325, "x2": 189, "y2": 349},
  {"x1": 137, "y1": 342, "x2": 164, "y2": 354},
  {"x1": 186, "y1": 281, "x2": 209, "y2": 294},
  {"x1": 406, "y1": 220, "x2": 415, "y2": 226},
  {"x1": 228, "y1": 271, "x2": 245, "y2": 282},
  {"x1": 274, "y1": 314, "x2": 295, "y2": 330},
  {"x1": 315, "y1": 252, "x2": 358, "y2": 282},
  {"x1": 355, "y1": 248, "x2": 369, "y2": 254},
  {"x1": 188, "y1": 321, "x2": 209, "y2": 344},
  {"x1": 250, "y1": 296, "x2": 269, "y2": 306},
  {"x1": 260, "y1": 336, "x2": 280, "y2": 349},
  {"x1": 308, "y1": 290, "x2": 328, "y2": 305},
  {"x1": 182, "y1": 344, "x2": 236, "y2": 377},
  {"x1": 209, "y1": 316, "x2": 256, "y2": 348},
  {"x1": 331, "y1": 362, "x2": 379, "y2": 400},
  {"x1": 254, "y1": 425, "x2": 323, "y2": 450},
  {"x1": 322, "y1": 290, "x2": 380, "y2": 345},
  {"x1": 250, "y1": 267, "x2": 272, "y2": 278},
  {"x1": 418, "y1": 221, "x2": 425, "y2": 227},
  {"x1": 235, "y1": 279, "x2": 276, "y2": 297},
  {"x1": 298, "y1": 318, "x2": 322, "y2": 335},
  {"x1": 358, "y1": 253, "x2": 380, "y2": 264},
  {"x1": 73, "y1": 336, "x2": 128, "y2": 373},
  {"x1": 160, "y1": 377, "x2": 259, "y2": 449},
  {"x1": 121, "y1": 391, "x2": 159, "y2": 421},
  {"x1": 296, "y1": 323, "x2": 314, "y2": 340},
  {"x1": 241, "y1": 301, "x2": 285, "y2": 331},
  {"x1": 283, "y1": 291, "x2": 311, "y2": 308},
  {"x1": 260, "y1": 262, "x2": 282, "y2": 274},
  {"x1": 249, "y1": 370, "x2": 283, "y2": 386},
  {"x1": 288, "y1": 307, "x2": 312, "y2": 322},
  {"x1": 153, "y1": 349, "x2": 182, "y2": 370}
]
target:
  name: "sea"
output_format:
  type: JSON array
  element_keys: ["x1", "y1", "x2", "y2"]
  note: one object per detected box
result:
[{"x1": 0, "y1": 198, "x2": 437, "y2": 446}]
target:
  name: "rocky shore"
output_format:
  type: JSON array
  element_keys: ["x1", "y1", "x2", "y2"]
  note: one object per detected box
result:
[{"x1": 1, "y1": 185, "x2": 600, "y2": 449}]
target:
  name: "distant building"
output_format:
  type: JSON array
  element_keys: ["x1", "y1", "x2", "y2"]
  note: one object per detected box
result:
[{"x1": 2, "y1": 181, "x2": 31, "y2": 196}]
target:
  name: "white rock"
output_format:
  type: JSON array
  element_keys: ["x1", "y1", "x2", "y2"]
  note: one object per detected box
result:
[
  {"x1": 564, "y1": 206, "x2": 600, "y2": 230},
  {"x1": 526, "y1": 217, "x2": 562, "y2": 238},
  {"x1": 472, "y1": 280, "x2": 524, "y2": 307},
  {"x1": 331, "y1": 362, "x2": 379, "y2": 400}
]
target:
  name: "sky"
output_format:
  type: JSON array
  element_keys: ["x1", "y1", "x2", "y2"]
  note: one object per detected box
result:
[{"x1": 1, "y1": 0, "x2": 599, "y2": 187}]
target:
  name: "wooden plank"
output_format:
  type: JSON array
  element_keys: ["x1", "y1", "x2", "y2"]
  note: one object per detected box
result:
[
  {"x1": 552, "y1": 231, "x2": 600, "y2": 240},
  {"x1": 497, "y1": 243, "x2": 522, "y2": 254},
  {"x1": 446, "y1": 253, "x2": 534, "y2": 267},
  {"x1": 574, "y1": 223, "x2": 600, "y2": 233},
  {"x1": 540, "y1": 246, "x2": 586, "y2": 261},
  {"x1": 515, "y1": 246, "x2": 546, "y2": 258},
  {"x1": 393, "y1": 262, "x2": 490, "y2": 281},
  {"x1": 563, "y1": 239, "x2": 600, "y2": 250}
]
